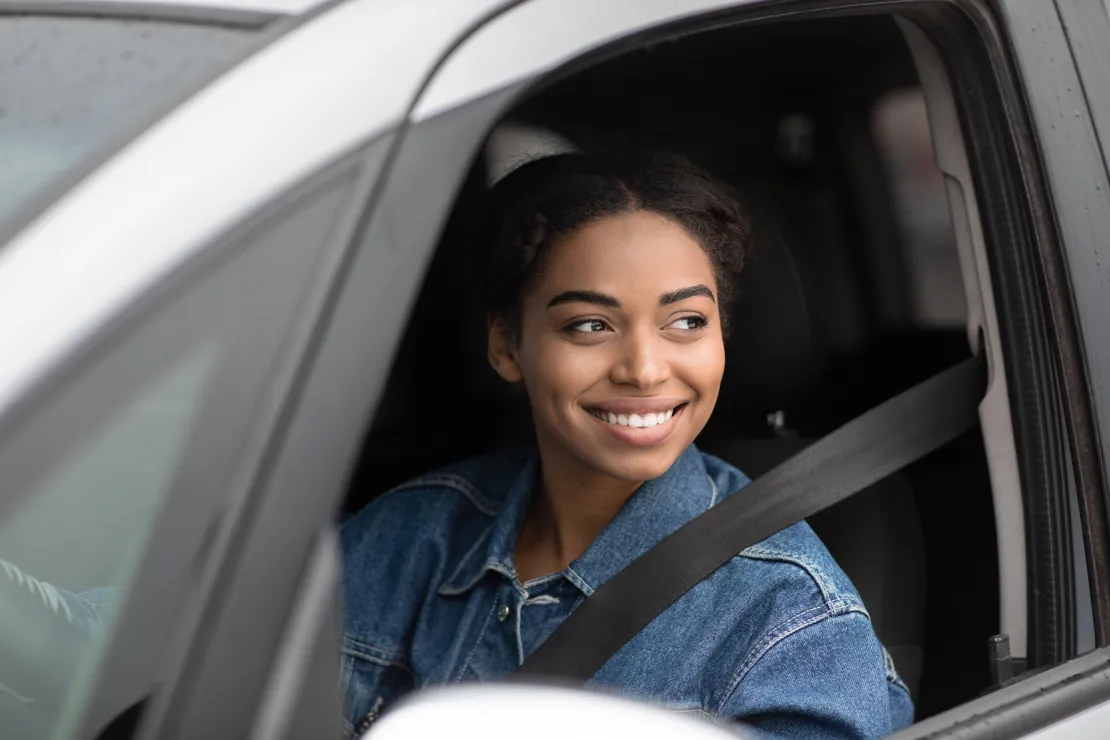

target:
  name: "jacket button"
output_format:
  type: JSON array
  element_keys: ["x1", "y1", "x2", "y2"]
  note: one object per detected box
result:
[{"x1": 498, "y1": 604, "x2": 511, "y2": 622}]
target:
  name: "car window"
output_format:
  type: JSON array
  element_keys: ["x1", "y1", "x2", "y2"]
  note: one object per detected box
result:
[
  {"x1": 0, "y1": 344, "x2": 217, "y2": 590},
  {"x1": 0, "y1": 344, "x2": 218, "y2": 739},
  {"x1": 0, "y1": 173, "x2": 355, "y2": 740},
  {"x1": 0, "y1": 14, "x2": 261, "y2": 233}
]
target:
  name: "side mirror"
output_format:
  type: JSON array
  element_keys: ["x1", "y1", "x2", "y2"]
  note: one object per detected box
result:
[{"x1": 365, "y1": 684, "x2": 752, "y2": 740}]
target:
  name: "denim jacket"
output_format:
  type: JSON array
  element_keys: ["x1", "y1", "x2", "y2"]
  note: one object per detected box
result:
[{"x1": 339, "y1": 444, "x2": 913, "y2": 738}]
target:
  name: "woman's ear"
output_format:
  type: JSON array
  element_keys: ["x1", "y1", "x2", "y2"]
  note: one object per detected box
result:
[{"x1": 487, "y1": 317, "x2": 523, "y2": 382}]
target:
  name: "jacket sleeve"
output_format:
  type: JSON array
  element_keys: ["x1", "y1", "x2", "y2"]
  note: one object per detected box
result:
[
  {"x1": 0, "y1": 557, "x2": 118, "y2": 708},
  {"x1": 719, "y1": 611, "x2": 912, "y2": 740}
]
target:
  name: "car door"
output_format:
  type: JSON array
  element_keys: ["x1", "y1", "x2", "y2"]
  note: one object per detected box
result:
[{"x1": 105, "y1": 1, "x2": 1110, "y2": 739}]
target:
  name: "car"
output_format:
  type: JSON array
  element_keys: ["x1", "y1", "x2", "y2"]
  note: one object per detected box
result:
[{"x1": 1, "y1": 0, "x2": 1109, "y2": 738}]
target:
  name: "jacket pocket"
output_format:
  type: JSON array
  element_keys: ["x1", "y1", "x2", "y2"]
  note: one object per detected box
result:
[{"x1": 341, "y1": 637, "x2": 415, "y2": 738}]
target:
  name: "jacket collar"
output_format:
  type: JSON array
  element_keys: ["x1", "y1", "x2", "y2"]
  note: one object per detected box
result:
[{"x1": 438, "y1": 445, "x2": 717, "y2": 597}]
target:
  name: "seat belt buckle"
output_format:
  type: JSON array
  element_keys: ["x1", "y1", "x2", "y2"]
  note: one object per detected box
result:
[{"x1": 987, "y1": 634, "x2": 1014, "y2": 685}]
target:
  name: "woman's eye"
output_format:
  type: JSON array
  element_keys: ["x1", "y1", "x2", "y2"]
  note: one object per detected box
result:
[
  {"x1": 566, "y1": 319, "x2": 610, "y2": 334},
  {"x1": 668, "y1": 315, "x2": 708, "y2": 331}
]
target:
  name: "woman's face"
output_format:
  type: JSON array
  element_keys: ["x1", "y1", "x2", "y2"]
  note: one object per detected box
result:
[{"x1": 489, "y1": 210, "x2": 726, "y2": 483}]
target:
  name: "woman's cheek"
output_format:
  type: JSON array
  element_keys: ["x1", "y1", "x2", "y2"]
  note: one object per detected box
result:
[
  {"x1": 538, "y1": 340, "x2": 607, "y2": 396},
  {"x1": 676, "y1": 339, "x2": 725, "y2": 384}
]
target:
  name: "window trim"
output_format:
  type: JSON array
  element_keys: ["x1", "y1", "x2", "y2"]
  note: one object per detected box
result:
[{"x1": 1047, "y1": 0, "x2": 1110, "y2": 645}]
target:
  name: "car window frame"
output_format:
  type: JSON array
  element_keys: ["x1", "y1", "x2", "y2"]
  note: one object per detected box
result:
[
  {"x1": 132, "y1": 0, "x2": 1110, "y2": 738},
  {"x1": 985, "y1": 0, "x2": 1110, "y2": 654},
  {"x1": 1046, "y1": 0, "x2": 1110, "y2": 640}
]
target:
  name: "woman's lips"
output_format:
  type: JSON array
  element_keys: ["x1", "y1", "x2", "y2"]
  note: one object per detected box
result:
[{"x1": 583, "y1": 403, "x2": 686, "y2": 447}]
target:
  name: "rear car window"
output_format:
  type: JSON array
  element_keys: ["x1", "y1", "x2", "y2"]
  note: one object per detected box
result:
[
  {"x1": 872, "y1": 88, "x2": 966, "y2": 329},
  {"x1": 0, "y1": 14, "x2": 261, "y2": 234}
]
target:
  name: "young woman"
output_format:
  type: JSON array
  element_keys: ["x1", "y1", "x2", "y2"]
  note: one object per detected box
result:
[
  {"x1": 339, "y1": 152, "x2": 913, "y2": 738},
  {"x1": 0, "y1": 152, "x2": 911, "y2": 739}
]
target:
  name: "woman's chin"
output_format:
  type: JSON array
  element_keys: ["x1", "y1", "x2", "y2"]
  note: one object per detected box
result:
[
  {"x1": 537, "y1": 419, "x2": 694, "y2": 484},
  {"x1": 582, "y1": 445, "x2": 686, "y2": 484}
]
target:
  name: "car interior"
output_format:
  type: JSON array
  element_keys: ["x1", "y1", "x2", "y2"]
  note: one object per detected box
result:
[{"x1": 341, "y1": 14, "x2": 1002, "y2": 723}]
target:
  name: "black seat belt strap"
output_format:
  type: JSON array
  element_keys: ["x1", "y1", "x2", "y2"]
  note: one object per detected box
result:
[{"x1": 516, "y1": 355, "x2": 987, "y2": 681}]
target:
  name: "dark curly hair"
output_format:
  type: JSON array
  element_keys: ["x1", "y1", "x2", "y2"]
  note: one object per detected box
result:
[{"x1": 478, "y1": 151, "x2": 750, "y2": 341}]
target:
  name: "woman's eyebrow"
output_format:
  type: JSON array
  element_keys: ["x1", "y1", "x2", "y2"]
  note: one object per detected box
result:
[
  {"x1": 547, "y1": 290, "x2": 621, "y2": 309},
  {"x1": 659, "y1": 284, "x2": 716, "y2": 305}
]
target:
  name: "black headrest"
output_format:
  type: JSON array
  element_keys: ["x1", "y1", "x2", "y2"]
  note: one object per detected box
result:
[{"x1": 706, "y1": 194, "x2": 824, "y2": 435}]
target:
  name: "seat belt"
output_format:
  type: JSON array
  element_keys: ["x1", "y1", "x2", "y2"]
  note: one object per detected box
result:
[{"x1": 516, "y1": 355, "x2": 986, "y2": 681}]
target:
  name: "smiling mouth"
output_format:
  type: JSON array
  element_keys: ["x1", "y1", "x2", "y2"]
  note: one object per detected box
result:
[{"x1": 585, "y1": 403, "x2": 688, "y2": 429}]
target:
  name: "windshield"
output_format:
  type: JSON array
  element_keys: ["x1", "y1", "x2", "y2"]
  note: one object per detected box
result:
[{"x1": 0, "y1": 14, "x2": 261, "y2": 236}]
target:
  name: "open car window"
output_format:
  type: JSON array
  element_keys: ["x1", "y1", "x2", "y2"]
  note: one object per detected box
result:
[{"x1": 316, "y1": 0, "x2": 1105, "y2": 738}]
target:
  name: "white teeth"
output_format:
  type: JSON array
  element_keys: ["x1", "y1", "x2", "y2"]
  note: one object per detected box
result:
[{"x1": 590, "y1": 407, "x2": 681, "y2": 427}]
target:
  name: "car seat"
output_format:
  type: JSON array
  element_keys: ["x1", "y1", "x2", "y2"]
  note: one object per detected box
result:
[{"x1": 700, "y1": 192, "x2": 926, "y2": 698}]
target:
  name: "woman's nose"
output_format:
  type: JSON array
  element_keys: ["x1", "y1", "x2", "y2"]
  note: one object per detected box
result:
[{"x1": 610, "y1": 330, "x2": 670, "y2": 389}]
